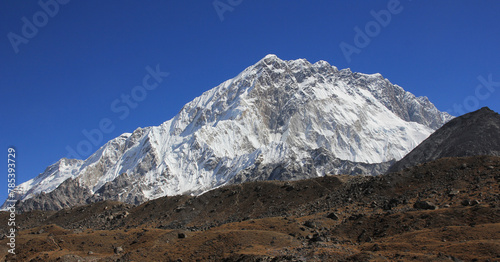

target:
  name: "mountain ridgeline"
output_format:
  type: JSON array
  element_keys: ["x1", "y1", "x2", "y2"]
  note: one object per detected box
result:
[{"x1": 6, "y1": 55, "x2": 453, "y2": 211}]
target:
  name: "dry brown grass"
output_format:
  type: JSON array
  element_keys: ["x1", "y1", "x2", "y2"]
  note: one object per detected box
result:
[{"x1": 1, "y1": 156, "x2": 499, "y2": 261}]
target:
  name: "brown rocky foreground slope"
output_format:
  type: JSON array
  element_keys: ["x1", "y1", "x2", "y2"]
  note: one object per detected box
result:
[{"x1": 1, "y1": 155, "x2": 499, "y2": 261}]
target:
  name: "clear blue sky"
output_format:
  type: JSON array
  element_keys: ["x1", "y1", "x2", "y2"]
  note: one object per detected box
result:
[{"x1": 1, "y1": 1, "x2": 499, "y2": 203}]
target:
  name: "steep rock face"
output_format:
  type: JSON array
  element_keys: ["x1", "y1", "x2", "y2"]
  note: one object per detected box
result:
[
  {"x1": 6, "y1": 55, "x2": 452, "y2": 211},
  {"x1": 17, "y1": 178, "x2": 92, "y2": 211},
  {"x1": 343, "y1": 71, "x2": 450, "y2": 130},
  {"x1": 389, "y1": 107, "x2": 500, "y2": 172},
  {"x1": 11, "y1": 158, "x2": 84, "y2": 203}
]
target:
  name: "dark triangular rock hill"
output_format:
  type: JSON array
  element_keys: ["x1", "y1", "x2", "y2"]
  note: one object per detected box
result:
[{"x1": 389, "y1": 107, "x2": 500, "y2": 172}]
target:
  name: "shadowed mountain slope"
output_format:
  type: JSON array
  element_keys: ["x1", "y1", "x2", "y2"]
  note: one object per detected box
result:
[{"x1": 389, "y1": 107, "x2": 500, "y2": 172}]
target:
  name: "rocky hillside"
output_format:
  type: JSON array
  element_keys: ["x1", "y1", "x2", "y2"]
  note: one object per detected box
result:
[
  {"x1": 389, "y1": 107, "x2": 500, "y2": 172},
  {"x1": 1, "y1": 155, "x2": 498, "y2": 261}
]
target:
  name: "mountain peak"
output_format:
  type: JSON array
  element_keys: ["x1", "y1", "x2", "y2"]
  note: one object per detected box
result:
[
  {"x1": 258, "y1": 54, "x2": 282, "y2": 65},
  {"x1": 7, "y1": 55, "x2": 453, "y2": 211},
  {"x1": 476, "y1": 106, "x2": 496, "y2": 114},
  {"x1": 255, "y1": 55, "x2": 338, "y2": 74},
  {"x1": 263, "y1": 54, "x2": 279, "y2": 59}
]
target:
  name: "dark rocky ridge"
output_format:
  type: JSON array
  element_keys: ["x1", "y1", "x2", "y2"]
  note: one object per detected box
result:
[
  {"x1": 14, "y1": 158, "x2": 393, "y2": 213},
  {"x1": 389, "y1": 107, "x2": 500, "y2": 172},
  {"x1": 3, "y1": 155, "x2": 498, "y2": 233}
]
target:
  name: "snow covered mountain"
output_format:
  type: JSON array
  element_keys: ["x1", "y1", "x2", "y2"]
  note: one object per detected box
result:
[{"x1": 6, "y1": 55, "x2": 453, "y2": 211}]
